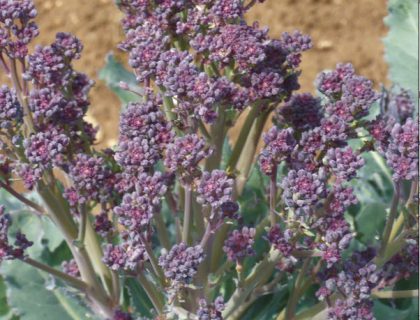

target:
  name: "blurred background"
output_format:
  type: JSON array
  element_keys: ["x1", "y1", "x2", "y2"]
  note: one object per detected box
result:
[{"x1": 28, "y1": 0, "x2": 389, "y2": 147}]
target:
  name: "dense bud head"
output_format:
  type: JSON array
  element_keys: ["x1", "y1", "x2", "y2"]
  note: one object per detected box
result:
[
  {"x1": 223, "y1": 226, "x2": 256, "y2": 262},
  {"x1": 119, "y1": 99, "x2": 174, "y2": 148},
  {"x1": 275, "y1": 93, "x2": 322, "y2": 131},
  {"x1": 164, "y1": 134, "x2": 212, "y2": 184},
  {"x1": 0, "y1": 86, "x2": 22, "y2": 129},
  {"x1": 386, "y1": 118, "x2": 419, "y2": 181},
  {"x1": 282, "y1": 169, "x2": 327, "y2": 215},
  {"x1": 197, "y1": 296, "x2": 225, "y2": 320},
  {"x1": 197, "y1": 170, "x2": 233, "y2": 210},
  {"x1": 158, "y1": 242, "x2": 204, "y2": 284},
  {"x1": 114, "y1": 191, "x2": 154, "y2": 231},
  {"x1": 324, "y1": 147, "x2": 364, "y2": 181},
  {"x1": 267, "y1": 224, "x2": 294, "y2": 256},
  {"x1": 24, "y1": 129, "x2": 69, "y2": 167},
  {"x1": 103, "y1": 242, "x2": 146, "y2": 271},
  {"x1": 69, "y1": 153, "x2": 109, "y2": 200},
  {"x1": 259, "y1": 127, "x2": 296, "y2": 175}
]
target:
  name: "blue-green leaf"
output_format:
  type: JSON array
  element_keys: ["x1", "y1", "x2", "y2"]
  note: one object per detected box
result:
[
  {"x1": 99, "y1": 53, "x2": 140, "y2": 105},
  {"x1": 1, "y1": 261, "x2": 97, "y2": 320},
  {"x1": 383, "y1": 0, "x2": 419, "y2": 95}
]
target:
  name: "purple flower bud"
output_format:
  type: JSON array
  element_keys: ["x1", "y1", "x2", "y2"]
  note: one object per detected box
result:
[
  {"x1": 94, "y1": 212, "x2": 114, "y2": 238},
  {"x1": 69, "y1": 153, "x2": 109, "y2": 200},
  {"x1": 114, "y1": 191, "x2": 154, "y2": 231},
  {"x1": 113, "y1": 310, "x2": 133, "y2": 320},
  {"x1": 14, "y1": 162, "x2": 42, "y2": 190},
  {"x1": 259, "y1": 127, "x2": 296, "y2": 175},
  {"x1": 197, "y1": 296, "x2": 225, "y2": 320},
  {"x1": 0, "y1": 86, "x2": 22, "y2": 129},
  {"x1": 223, "y1": 226, "x2": 256, "y2": 262},
  {"x1": 389, "y1": 88, "x2": 415, "y2": 122},
  {"x1": 61, "y1": 259, "x2": 80, "y2": 277},
  {"x1": 119, "y1": 100, "x2": 174, "y2": 148},
  {"x1": 211, "y1": 0, "x2": 243, "y2": 21},
  {"x1": 24, "y1": 129, "x2": 69, "y2": 167},
  {"x1": 52, "y1": 32, "x2": 83, "y2": 60},
  {"x1": 266, "y1": 224, "x2": 294, "y2": 256},
  {"x1": 164, "y1": 134, "x2": 212, "y2": 184},
  {"x1": 158, "y1": 242, "x2": 204, "y2": 284},
  {"x1": 282, "y1": 169, "x2": 327, "y2": 215},
  {"x1": 386, "y1": 118, "x2": 419, "y2": 181},
  {"x1": 320, "y1": 116, "x2": 348, "y2": 144},
  {"x1": 115, "y1": 137, "x2": 161, "y2": 173},
  {"x1": 324, "y1": 147, "x2": 364, "y2": 181},
  {"x1": 103, "y1": 242, "x2": 146, "y2": 271},
  {"x1": 275, "y1": 93, "x2": 322, "y2": 131},
  {"x1": 316, "y1": 63, "x2": 355, "y2": 98},
  {"x1": 197, "y1": 170, "x2": 233, "y2": 210}
]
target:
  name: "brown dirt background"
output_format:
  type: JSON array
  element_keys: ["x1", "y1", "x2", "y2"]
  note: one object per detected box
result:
[{"x1": 26, "y1": 0, "x2": 389, "y2": 147}]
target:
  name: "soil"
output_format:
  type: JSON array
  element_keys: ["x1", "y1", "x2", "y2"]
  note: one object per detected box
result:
[{"x1": 12, "y1": 0, "x2": 390, "y2": 147}]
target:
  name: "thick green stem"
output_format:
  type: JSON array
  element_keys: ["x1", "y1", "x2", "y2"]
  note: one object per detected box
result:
[
  {"x1": 139, "y1": 234, "x2": 165, "y2": 285},
  {"x1": 223, "y1": 249, "x2": 281, "y2": 318},
  {"x1": 371, "y1": 289, "x2": 419, "y2": 299},
  {"x1": 284, "y1": 258, "x2": 311, "y2": 320},
  {"x1": 182, "y1": 185, "x2": 193, "y2": 245},
  {"x1": 154, "y1": 211, "x2": 171, "y2": 250},
  {"x1": 204, "y1": 103, "x2": 226, "y2": 172},
  {"x1": 226, "y1": 104, "x2": 260, "y2": 173},
  {"x1": 269, "y1": 167, "x2": 278, "y2": 226},
  {"x1": 379, "y1": 181, "x2": 401, "y2": 257}
]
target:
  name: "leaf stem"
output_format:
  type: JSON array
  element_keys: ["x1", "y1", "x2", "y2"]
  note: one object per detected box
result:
[
  {"x1": 379, "y1": 181, "x2": 401, "y2": 257},
  {"x1": 0, "y1": 180, "x2": 45, "y2": 214},
  {"x1": 22, "y1": 257, "x2": 87, "y2": 291}
]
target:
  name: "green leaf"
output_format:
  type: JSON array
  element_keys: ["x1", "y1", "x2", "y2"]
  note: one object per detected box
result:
[
  {"x1": 125, "y1": 278, "x2": 153, "y2": 318},
  {"x1": 239, "y1": 165, "x2": 269, "y2": 225},
  {"x1": 383, "y1": 0, "x2": 419, "y2": 95},
  {"x1": 99, "y1": 53, "x2": 140, "y2": 105},
  {"x1": 373, "y1": 300, "x2": 417, "y2": 320},
  {"x1": 355, "y1": 203, "x2": 388, "y2": 245},
  {"x1": 1, "y1": 261, "x2": 98, "y2": 320}
]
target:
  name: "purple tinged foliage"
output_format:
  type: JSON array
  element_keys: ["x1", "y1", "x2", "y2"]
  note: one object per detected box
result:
[
  {"x1": 196, "y1": 170, "x2": 233, "y2": 210},
  {"x1": 223, "y1": 226, "x2": 255, "y2": 262},
  {"x1": 158, "y1": 242, "x2": 204, "y2": 284}
]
